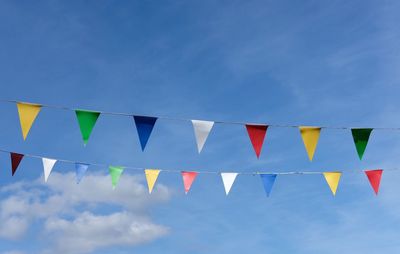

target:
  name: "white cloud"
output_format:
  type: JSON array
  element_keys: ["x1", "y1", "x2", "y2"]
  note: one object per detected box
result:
[
  {"x1": 0, "y1": 214, "x2": 29, "y2": 240},
  {"x1": 0, "y1": 172, "x2": 171, "y2": 253},
  {"x1": 44, "y1": 212, "x2": 168, "y2": 254}
]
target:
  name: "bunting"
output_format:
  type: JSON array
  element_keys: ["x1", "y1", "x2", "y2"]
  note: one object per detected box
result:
[
  {"x1": 42, "y1": 158, "x2": 57, "y2": 182},
  {"x1": 7, "y1": 100, "x2": 400, "y2": 164},
  {"x1": 2, "y1": 100, "x2": 399, "y2": 199},
  {"x1": 365, "y1": 169, "x2": 383, "y2": 195},
  {"x1": 109, "y1": 166, "x2": 124, "y2": 189},
  {"x1": 323, "y1": 172, "x2": 341, "y2": 196},
  {"x1": 75, "y1": 163, "x2": 89, "y2": 184},
  {"x1": 260, "y1": 174, "x2": 277, "y2": 197},
  {"x1": 145, "y1": 169, "x2": 161, "y2": 194},
  {"x1": 299, "y1": 126, "x2": 321, "y2": 161},
  {"x1": 246, "y1": 124, "x2": 268, "y2": 158},
  {"x1": 0, "y1": 148, "x2": 394, "y2": 196},
  {"x1": 16, "y1": 102, "x2": 42, "y2": 140},
  {"x1": 221, "y1": 172, "x2": 238, "y2": 195},
  {"x1": 10, "y1": 152, "x2": 24, "y2": 176},
  {"x1": 351, "y1": 128, "x2": 373, "y2": 160},
  {"x1": 75, "y1": 110, "x2": 100, "y2": 145},
  {"x1": 191, "y1": 120, "x2": 214, "y2": 153},
  {"x1": 181, "y1": 171, "x2": 198, "y2": 194},
  {"x1": 134, "y1": 116, "x2": 157, "y2": 151}
]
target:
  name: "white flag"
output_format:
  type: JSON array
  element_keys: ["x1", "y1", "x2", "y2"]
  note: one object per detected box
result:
[
  {"x1": 42, "y1": 158, "x2": 57, "y2": 182},
  {"x1": 221, "y1": 172, "x2": 238, "y2": 195},
  {"x1": 191, "y1": 120, "x2": 214, "y2": 153}
]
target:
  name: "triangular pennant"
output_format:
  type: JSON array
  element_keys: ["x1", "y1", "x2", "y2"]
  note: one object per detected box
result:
[
  {"x1": 133, "y1": 116, "x2": 158, "y2": 151},
  {"x1": 245, "y1": 124, "x2": 268, "y2": 158},
  {"x1": 75, "y1": 163, "x2": 89, "y2": 184},
  {"x1": 109, "y1": 166, "x2": 124, "y2": 189},
  {"x1": 365, "y1": 169, "x2": 383, "y2": 195},
  {"x1": 42, "y1": 158, "x2": 57, "y2": 182},
  {"x1": 75, "y1": 110, "x2": 101, "y2": 145},
  {"x1": 351, "y1": 128, "x2": 373, "y2": 160},
  {"x1": 17, "y1": 102, "x2": 42, "y2": 140},
  {"x1": 299, "y1": 126, "x2": 321, "y2": 161},
  {"x1": 260, "y1": 174, "x2": 277, "y2": 197},
  {"x1": 323, "y1": 172, "x2": 342, "y2": 196},
  {"x1": 10, "y1": 152, "x2": 24, "y2": 176},
  {"x1": 191, "y1": 120, "x2": 214, "y2": 153},
  {"x1": 145, "y1": 169, "x2": 161, "y2": 194},
  {"x1": 181, "y1": 171, "x2": 198, "y2": 194},
  {"x1": 221, "y1": 172, "x2": 238, "y2": 195}
]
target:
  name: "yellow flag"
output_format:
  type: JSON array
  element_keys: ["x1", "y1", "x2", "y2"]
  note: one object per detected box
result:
[
  {"x1": 299, "y1": 126, "x2": 321, "y2": 161},
  {"x1": 145, "y1": 169, "x2": 160, "y2": 194},
  {"x1": 323, "y1": 172, "x2": 341, "y2": 196},
  {"x1": 17, "y1": 102, "x2": 42, "y2": 140}
]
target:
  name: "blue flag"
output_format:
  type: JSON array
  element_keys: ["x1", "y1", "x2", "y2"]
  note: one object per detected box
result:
[
  {"x1": 75, "y1": 163, "x2": 89, "y2": 184},
  {"x1": 133, "y1": 116, "x2": 158, "y2": 151},
  {"x1": 260, "y1": 174, "x2": 277, "y2": 197}
]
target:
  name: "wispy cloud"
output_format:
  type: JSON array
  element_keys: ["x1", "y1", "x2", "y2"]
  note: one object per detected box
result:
[{"x1": 0, "y1": 172, "x2": 171, "y2": 253}]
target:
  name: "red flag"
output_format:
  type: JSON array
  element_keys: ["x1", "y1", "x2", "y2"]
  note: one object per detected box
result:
[
  {"x1": 181, "y1": 171, "x2": 198, "y2": 194},
  {"x1": 245, "y1": 124, "x2": 268, "y2": 158},
  {"x1": 11, "y1": 152, "x2": 24, "y2": 176},
  {"x1": 365, "y1": 169, "x2": 383, "y2": 195}
]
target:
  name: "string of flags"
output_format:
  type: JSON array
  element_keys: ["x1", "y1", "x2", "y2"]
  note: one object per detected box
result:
[
  {"x1": 8, "y1": 100, "x2": 380, "y2": 160},
  {"x1": 0, "y1": 100, "x2": 391, "y2": 197},
  {"x1": 1, "y1": 148, "x2": 386, "y2": 196}
]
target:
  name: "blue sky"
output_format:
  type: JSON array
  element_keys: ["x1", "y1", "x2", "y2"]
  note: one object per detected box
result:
[{"x1": 0, "y1": 0, "x2": 400, "y2": 253}]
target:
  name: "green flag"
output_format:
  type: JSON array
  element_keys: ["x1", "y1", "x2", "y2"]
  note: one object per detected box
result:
[
  {"x1": 351, "y1": 128, "x2": 373, "y2": 160},
  {"x1": 75, "y1": 110, "x2": 100, "y2": 145},
  {"x1": 109, "y1": 166, "x2": 124, "y2": 189}
]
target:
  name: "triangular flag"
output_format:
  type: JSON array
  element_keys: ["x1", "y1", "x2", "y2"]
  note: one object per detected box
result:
[
  {"x1": 351, "y1": 128, "x2": 373, "y2": 160},
  {"x1": 221, "y1": 172, "x2": 238, "y2": 195},
  {"x1": 191, "y1": 120, "x2": 214, "y2": 153},
  {"x1": 10, "y1": 152, "x2": 24, "y2": 176},
  {"x1": 75, "y1": 110, "x2": 100, "y2": 145},
  {"x1": 145, "y1": 169, "x2": 161, "y2": 194},
  {"x1": 245, "y1": 124, "x2": 268, "y2": 158},
  {"x1": 181, "y1": 171, "x2": 198, "y2": 194},
  {"x1": 299, "y1": 126, "x2": 321, "y2": 161},
  {"x1": 17, "y1": 102, "x2": 42, "y2": 140},
  {"x1": 133, "y1": 116, "x2": 158, "y2": 151},
  {"x1": 323, "y1": 172, "x2": 342, "y2": 196},
  {"x1": 75, "y1": 163, "x2": 89, "y2": 184},
  {"x1": 260, "y1": 174, "x2": 277, "y2": 197},
  {"x1": 42, "y1": 158, "x2": 57, "y2": 182},
  {"x1": 365, "y1": 169, "x2": 383, "y2": 195},
  {"x1": 109, "y1": 166, "x2": 124, "y2": 189}
]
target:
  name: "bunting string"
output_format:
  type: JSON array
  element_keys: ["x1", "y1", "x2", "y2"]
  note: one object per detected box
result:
[
  {"x1": 2, "y1": 99, "x2": 400, "y2": 130},
  {"x1": 0, "y1": 148, "x2": 391, "y2": 195},
  {"x1": 0, "y1": 148, "x2": 399, "y2": 175},
  {"x1": 0, "y1": 99, "x2": 393, "y2": 195},
  {"x1": 0, "y1": 99, "x2": 397, "y2": 163}
]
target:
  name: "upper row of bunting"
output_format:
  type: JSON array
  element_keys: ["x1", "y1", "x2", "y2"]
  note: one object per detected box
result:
[{"x1": 15, "y1": 101, "x2": 373, "y2": 160}]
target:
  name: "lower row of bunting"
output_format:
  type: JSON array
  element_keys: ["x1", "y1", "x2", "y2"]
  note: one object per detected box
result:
[{"x1": 9, "y1": 152, "x2": 383, "y2": 196}]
